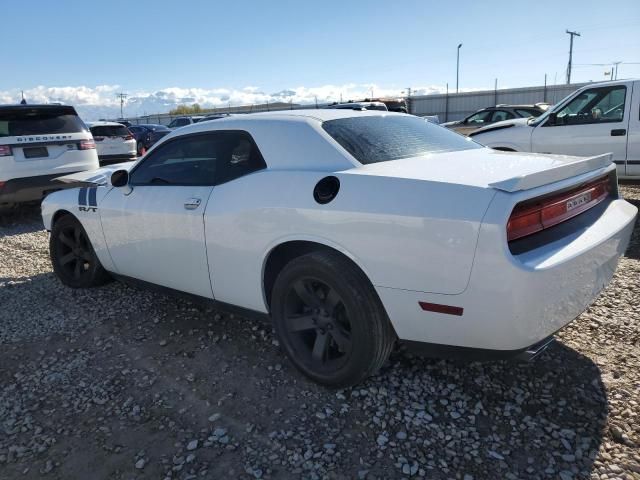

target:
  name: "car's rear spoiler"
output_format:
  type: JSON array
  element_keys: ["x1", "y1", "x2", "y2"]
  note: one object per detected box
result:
[
  {"x1": 54, "y1": 161, "x2": 135, "y2": 186},
  {"x1": 488, "y1": 153, "x2": 613, "y2": 192}
]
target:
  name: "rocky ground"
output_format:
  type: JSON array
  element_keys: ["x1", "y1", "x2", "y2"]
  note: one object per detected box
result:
[{"x1": 0, "y1": 184, "x2": 639, "y2": 480}]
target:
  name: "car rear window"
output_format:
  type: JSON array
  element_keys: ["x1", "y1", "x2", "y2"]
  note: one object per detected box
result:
[
  {"x1": 322, "y1": 115, "x2": 481, "y2": 164},
  {"x1": 90, "y1": 125, "x2": 130, "y2": 137},
  {"x1": 0, "y1": 106, "x2": 87, "y2": 137}
]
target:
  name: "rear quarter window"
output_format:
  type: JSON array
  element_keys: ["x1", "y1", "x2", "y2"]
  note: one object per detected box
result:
[{"x1": 322, "y1": 115, "x2": 481, "y2": 164}]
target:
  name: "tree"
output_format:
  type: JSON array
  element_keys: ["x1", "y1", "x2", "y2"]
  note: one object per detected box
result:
[{"x1": 169, "y1": 104, "x2": 204, "y2": 115}]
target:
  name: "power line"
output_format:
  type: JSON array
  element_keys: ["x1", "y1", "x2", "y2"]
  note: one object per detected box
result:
[{"x1": 566, "y1": 30, "x2": 581, "y2": 84}]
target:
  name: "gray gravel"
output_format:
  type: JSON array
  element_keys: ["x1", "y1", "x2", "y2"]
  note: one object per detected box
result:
[{"x1": 0, "y1": 184, "x2": 639, "y2": 479}]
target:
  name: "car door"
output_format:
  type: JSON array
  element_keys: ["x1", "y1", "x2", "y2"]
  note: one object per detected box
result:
[
  {"x1": 99, "y1": 132, "x2": 221, "y2": 298},
  {"x1": 531, "y1": 84, "x2": 630, "y2": 176}
]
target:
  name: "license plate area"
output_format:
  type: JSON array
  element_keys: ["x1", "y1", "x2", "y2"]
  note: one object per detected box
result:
[{"x1": 23, "y1": 146, "x2": 49, "y2": 159}]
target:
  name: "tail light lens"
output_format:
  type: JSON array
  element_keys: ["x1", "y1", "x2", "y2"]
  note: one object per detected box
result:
[
  {"x1": 507, "y1": 176, "x2": 611, "y2": 242},
  {"x1": 123, "y1": 134, "x2": 134, "y2": 140},
  {"x1": 0, "y1": 145, "x2": 12, "y2": 156},
  {"x1": 79, "y1": 139, "x2": 96, "y2": 150}
]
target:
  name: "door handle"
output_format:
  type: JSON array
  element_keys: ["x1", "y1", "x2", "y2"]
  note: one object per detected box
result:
[
  {"x1": 611, "y1": 129, "x2": 626, "y2": 136},
  {"x1": 184, "y1": 198, "x2": 202, "y2": 210}
]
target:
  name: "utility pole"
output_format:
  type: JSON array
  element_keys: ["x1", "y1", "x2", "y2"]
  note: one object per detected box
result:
[
  {"x1": 613, "y1": 61, "x2": 622, "y2": 80},
  {"x1": 565, "y1": 30, "x2": 581, "y2": 84},
  {"x1": 115, "y1": 92, "x2": 128, "y2": 118},
  {"x1": 456, "y1": 43, "x2": 462, "y2": 93}
]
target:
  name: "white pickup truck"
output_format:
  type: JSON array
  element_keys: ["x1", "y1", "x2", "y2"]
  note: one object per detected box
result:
[{"x1": 469, "y1": 79, "x2": 640, "y2": 178}]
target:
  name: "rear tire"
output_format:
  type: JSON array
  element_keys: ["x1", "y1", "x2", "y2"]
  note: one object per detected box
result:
[
  {"x1": 50, "y1": 214, "x2": 111, "y2": 288},
  {"x1": 271, "y1": 250, "x2": 396, "y2": 387}
]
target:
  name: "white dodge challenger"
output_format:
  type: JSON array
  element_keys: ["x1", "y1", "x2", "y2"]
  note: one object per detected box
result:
[{"x1": 41, "y1": 110, "x2": 637, "y2": 387}]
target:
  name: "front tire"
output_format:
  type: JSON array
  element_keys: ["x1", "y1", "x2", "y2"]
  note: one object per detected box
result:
[
  {"x1": 50, "y1": 215, "x2": 111, "y2": 288},
  {"x1": 271, "y1": 251, "x2": 396, "y2": 387}
]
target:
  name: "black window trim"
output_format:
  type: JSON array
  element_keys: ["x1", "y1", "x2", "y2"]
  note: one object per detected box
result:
[{"x1": 128, "y1": 130, "x2": 266, "y2": 187}]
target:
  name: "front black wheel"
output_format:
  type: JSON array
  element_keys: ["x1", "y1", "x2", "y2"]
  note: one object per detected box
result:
[
  {"x1": 271, "y1": 251, "x2": 396, "y2": 387},
  {"x1": 50, "y1": 215, "x2": 111, "y2": 288}
]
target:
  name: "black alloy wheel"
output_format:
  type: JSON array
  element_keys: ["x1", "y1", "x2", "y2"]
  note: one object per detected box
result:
[
  {"x1": 271, "y1": 250, "x2": 396, "y2": 387},
  {"x1": 50, "y1": 215, "x2": 111, "y2": 288},
  {"x1": 283, "y1": 277, "x2": 353, "y2": 372}
]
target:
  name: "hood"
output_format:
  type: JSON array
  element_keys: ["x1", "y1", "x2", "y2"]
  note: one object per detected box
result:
[
  {"x1": 441, "y1": 120, "x2": 461, "y2": 127},
  {"x1": 469, "y1": 117, "x2": 530, "y2": 136},
  {"x1": 54, "y1": 161, "x2": 136, "y2": 186},
  {"x1": 344, "y1": 148, "x2": 612, "y2": 192}
]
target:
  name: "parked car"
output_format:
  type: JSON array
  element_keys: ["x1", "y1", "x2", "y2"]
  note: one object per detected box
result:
[
  {"x1": 324, "y1": 101, "x2": 388, "y2": 111},
  {"x1": 128, "y1": 124, "x2": 171, "y2": 155},
  {"x1": 442, "y1": 104, "x2": 549, "y2": 135},
  {"x1": 469, "y1": 79, "x2": 639, "y2": 178},
  {"x1": 167, "y1": 116, "x2": 205, "y2": 129},
  {"x1": 41, "y1": 110, "x2": 636, "y2": 387},
  {"x1": 0, "y1": 104, "x2": 98, "y2": 211},
  {"x1": 368, "y1": 97, "x2": 408, "y2": 113},
  {"x1": 115, "y1": 120, "x2": 132, "y2": 128},
  {"x1": 199, "y1": 113, "x2": 235, "y2": 122},
  {"x1": 86, "y1": 121, "x2": 136, "y2": 165}
]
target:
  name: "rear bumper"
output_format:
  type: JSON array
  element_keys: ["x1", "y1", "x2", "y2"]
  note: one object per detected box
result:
[
  {"x1": 0, "y1": 172, "x2": 85, "y2": 205},
  {"x1": 402, "y1": 336, "x2": 555, "y2": 362},
  {"x1": 377, "y1": 197, "x2": 637, "y2": 351}
]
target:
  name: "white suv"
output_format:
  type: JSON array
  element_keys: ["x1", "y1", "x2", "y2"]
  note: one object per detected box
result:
[
  {"x1": 86, "y1": 121, "x2": 137, "y2": 165},
  {"x1": 0, "y1": 104, "x2": 99, "y2": 210}
]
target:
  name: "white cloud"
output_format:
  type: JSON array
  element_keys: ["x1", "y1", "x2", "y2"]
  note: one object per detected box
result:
[{"x1": 0, "y1": 83, "x2": 449, "y2": 120}]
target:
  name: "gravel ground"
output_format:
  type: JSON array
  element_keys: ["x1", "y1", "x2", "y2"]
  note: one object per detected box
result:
[{"x1": 0, "y1": 184, "x2": 639, "y2": 480}]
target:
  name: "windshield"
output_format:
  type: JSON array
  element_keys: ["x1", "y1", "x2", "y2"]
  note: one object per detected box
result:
[{"x1": 323, "y1": 115, "x2": 480, "y2": 164}]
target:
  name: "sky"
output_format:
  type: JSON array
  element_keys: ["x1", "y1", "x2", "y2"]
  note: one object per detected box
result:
[{"x1": 2, "y1": 0, "x2": 639, "y2": 120}]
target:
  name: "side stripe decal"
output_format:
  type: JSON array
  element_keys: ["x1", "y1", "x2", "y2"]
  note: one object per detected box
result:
[
  {"x1": 88, "y1": 187, "x2": 97, "y2": 207},
  {"x1": 78, "y1": 187, "x2": 88, "y2": 206}
]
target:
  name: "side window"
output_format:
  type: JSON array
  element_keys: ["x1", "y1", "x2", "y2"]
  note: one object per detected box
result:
[
  {"x1": 555, "y1": 86, "x2": 626, "y2": 125},
  {"x1": 464, "y1": 111, "x2": 492, "y2": 125},
  {"x1": 515, "y1": 109, "x2": 541, "y2": 118},
  {"x1": 490, "y1": 110, "x2": 515, "y2": 122},
  {"x1": 129, "y1": 134, "x2": 219, "y2": 186},
  {"x1": 214, "y1": 132, "x2": 267, "y2": 185},
  {"x1": 128, "y1": 131, "x2": 266, "y2": 187}
]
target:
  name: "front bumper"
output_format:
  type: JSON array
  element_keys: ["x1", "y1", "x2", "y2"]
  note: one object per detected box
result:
[
  {"x1": 0, "y1": 172, "x2": 85, "y2": 205},
  {"x1": 377, "y1": 197, "x2": 637, "y2": 351}
]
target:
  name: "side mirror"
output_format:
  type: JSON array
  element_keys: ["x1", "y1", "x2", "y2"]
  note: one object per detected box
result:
[
  {"x1": 111, "y1": 169, "x2": 129, "y2": 188},
  {"x1": 547, "y1": 112, "x2": 557, "y2": 126}
]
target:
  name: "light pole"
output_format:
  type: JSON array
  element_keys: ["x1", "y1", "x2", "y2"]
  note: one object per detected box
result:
[{"x1": 456, "y1": 43, "x2": 462, "y2": 93}]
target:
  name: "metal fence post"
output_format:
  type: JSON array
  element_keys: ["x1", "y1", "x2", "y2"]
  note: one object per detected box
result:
[{"x1": 445, "y1": 83, "x2": 449, "y2": 122}]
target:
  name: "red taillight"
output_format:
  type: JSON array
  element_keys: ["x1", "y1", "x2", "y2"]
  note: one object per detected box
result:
[
  {"x1": 123, "y1": 134, "x2": 134, "y2": 140},
  {"x1": 0, "y1": 145, "x2": 12, "y2": 157},
  {"x1": 79, "y1": 139, "x2": 96, "y2": 150},
  {"x1": 507, "y1": 176, "x2": 611, "y2": 242}
]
